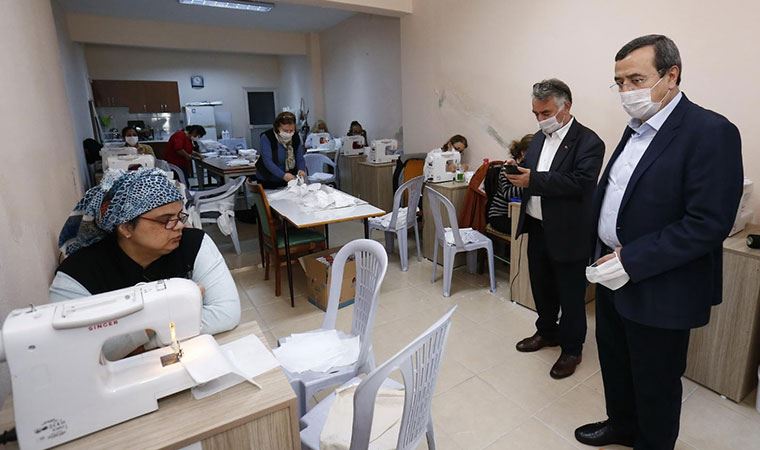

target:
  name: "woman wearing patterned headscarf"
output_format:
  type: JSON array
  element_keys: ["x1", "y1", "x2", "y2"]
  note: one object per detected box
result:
[
  {"x1": 50, "y1": 168, "x2": 241, "y2": 359},
  {"x1": 255, "y1": 111, "x2": 306, "y2": 189}
]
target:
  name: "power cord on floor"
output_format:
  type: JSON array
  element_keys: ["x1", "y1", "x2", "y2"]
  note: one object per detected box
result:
[
  {"x1": 509, "y1": 237, "x2": 524, "y2": 302},
  {"x1": 0, "y1": 428, "x2": 17, "y2": 445}
]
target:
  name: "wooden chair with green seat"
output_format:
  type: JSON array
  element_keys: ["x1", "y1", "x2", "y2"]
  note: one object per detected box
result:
[{"x1": 249, "y1": 183, "x2": 327, "y2": 297}]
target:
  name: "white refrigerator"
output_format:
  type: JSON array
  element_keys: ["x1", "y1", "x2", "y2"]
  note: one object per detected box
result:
[{"x1": 185, "y1": 103, "x2": 219, "y2": 141}]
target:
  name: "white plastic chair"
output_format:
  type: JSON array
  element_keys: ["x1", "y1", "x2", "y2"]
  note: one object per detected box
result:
[
  {"x1": 426, "y1": 186, "x2": 496, "y2": 297},
  {"x1": 367, "y1": 176, "x2": 424, "y2": 272},
  {"x1": 278, "y1": 239, "x2": 388, "y2": 417},
  {"x1": 188, "y1": 176, "x2": 246, "y2": 255},
  {"x1": 305, "y1": 153, "x2": 337, "y2": 185},
  {"x1": 300, "y1": 306, "x2": 457, "y2": 450}
]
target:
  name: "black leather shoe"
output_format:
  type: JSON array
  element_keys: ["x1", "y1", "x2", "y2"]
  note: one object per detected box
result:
[
  {"x1": 574, "y1": 420, "x2": 635, "y2": 447},
  {"x1": 550, "y1": 353, "x2": 581, "y2": 379},
  {"x1": 515, "y1": 333, "x2": 559, "y2": 352}
]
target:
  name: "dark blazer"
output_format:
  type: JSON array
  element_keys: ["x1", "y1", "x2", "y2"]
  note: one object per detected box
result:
[
  {"x1": 515, "y1": 119, "x2": 605, "y2": 262},
  {"x1": 592, "y1": 94, "x2": 743, "y2": 330}
]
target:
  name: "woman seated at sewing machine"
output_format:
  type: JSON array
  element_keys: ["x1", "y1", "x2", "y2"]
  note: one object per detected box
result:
[
  {"x1": 255, "y1": 111, "x2": 306, "y2": 189},
  {"x1": 425, "y1": 134, "x2": 470, "y2": 172},
  {"x1": 304, "y1": 119, "x2": 332, "y2": 149},
  {"x1": 122, "y1": 126, "x2": 155, "y2": 157},
  {"x1": 50, "y1": 168, "x2": 241, "y2": 360},
  {"x1": 347, "y1": 120, "x2": 368, "y2": 144}
]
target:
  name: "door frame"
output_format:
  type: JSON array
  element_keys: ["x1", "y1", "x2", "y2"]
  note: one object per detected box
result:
[{"x1": 244, "y1": 87, "x2": 279, "y2": 145}]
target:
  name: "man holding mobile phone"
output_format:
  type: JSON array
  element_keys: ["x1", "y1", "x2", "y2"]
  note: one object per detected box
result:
[{"x1": 507, "y1": 79, "x2": 605, "y2": 379}]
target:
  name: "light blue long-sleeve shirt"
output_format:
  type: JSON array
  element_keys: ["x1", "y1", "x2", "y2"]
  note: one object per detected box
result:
[{"x1": 49, "y1": 234, "x2": 241, "y2": 359}]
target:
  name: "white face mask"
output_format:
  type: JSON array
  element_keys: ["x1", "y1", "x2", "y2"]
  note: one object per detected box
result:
[
  {"x1": 619, "y1": 76, "x2": 670, "y2": 122},
  {"x1": 538, "y1": 107, "x2": 564, "y2": 135},
  {"x1": 125, "y1": 136, "x2": 139, "y2": 146},
  {"x1": 279, "y1": 131, "x2": 295, "y2": 141},
  {"x1": 191, "y1": 136, "x2": 200, "y2": 142},
  {"x1": 585, "y1": 253, "x2": 630, "y2": 291}
]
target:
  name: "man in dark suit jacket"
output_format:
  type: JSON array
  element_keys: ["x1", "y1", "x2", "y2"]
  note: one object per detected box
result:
[
  {"x1": 507, "y1": 79, "x2": 605, "y2": 379},
  {"x1": 575, "y1": 35, "x2": 743, "y2": 450}
]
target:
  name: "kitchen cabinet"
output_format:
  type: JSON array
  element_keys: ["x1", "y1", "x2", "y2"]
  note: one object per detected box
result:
[{"x1": 91, "y1": 80, "x2": 180, "y2": 113}]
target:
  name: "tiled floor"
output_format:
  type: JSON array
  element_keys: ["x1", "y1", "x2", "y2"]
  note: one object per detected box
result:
[{"x1": 207, "y1": 220, "x2": 760, "y2": 450}]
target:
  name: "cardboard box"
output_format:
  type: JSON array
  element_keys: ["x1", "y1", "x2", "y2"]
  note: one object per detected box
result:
[{"x1": 299, "y1": 247, "x2": 356, "y2": 311}]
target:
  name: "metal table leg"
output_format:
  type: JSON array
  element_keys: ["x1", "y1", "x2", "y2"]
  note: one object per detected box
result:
[
  {"x1": 283, "y1": 221, "x2": 296, "y2": 307},
  {"x1": 363, "y1": 218, "x2": 369, "y2": 239},
  {"x1": 325, "y1": 224, "x2": 330, "y2": 248},
  {"x1": 195, "y1": 160, "x2": 206, "y2": 190}
]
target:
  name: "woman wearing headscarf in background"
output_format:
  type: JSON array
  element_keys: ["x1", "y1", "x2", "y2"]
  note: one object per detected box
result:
[
  {"x1": 255, "y1": 111, "x2": 306, "y2": 189},
  {"x1": 51, "y1": 168, "x2": 241, "y2": 360}
]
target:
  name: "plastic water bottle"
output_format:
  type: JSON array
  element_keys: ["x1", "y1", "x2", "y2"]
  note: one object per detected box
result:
[{"x1": 455, "y1": 163, "x2": 464, "y2": 182}]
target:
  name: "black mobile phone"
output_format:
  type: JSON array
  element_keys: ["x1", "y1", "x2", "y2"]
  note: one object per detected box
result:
[{"x1": 504, "y1": 164, "x2": 521, "y2": 175}]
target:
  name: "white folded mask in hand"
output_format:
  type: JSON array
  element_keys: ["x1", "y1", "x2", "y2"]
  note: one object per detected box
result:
[{"x1": 586, "y1": 253, "x2": 630, "y2": 291}]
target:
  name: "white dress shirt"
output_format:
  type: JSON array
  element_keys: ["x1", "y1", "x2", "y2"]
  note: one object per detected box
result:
[
  {"x1": 598, "y1": 92, "x2": 683, "y2": 249},
  {"x1": 525, "y1": 117, "x2": 575, "y2": 220}
]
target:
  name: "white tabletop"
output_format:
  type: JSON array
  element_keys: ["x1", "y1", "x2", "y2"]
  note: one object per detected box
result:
[{"x1": 266, "y1": 188, "x2": 385, "y2": 228}]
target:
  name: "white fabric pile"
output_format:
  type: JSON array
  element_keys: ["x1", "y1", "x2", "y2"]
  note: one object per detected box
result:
[
  {"x1": 226, "y1": 158, "x2": 253, "y2": 167},
  {"x1": 443, "y1": 227, "x2": 482, "y2": 245},
  {"x1": 320, "y1": 379, "x2": 404, "y2": 450},
  {"x1": 273, "y1": 330, "x2": 360, "y2": 374},
  {"x1": 368, "y1": 207, "x2": 419, "y2": 230},
  {"x1": 268, "y1": 182, "x2": 364, "y2": 211}
]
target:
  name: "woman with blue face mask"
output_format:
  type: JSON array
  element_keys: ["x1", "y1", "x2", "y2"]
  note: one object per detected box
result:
[{"x1": 255, "y1": 111, "x2": 307, "y2": 189}]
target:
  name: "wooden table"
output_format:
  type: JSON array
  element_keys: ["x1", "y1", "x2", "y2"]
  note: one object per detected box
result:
[
  {"x1": 338, "y1": 154, "x2": 367, "y2": 195},
  {"x1": 685, "y1": 224, "x2": 760, "y2": 402},
  {"x1": 508, "y1": 202, "x2": 594, "y2": 310},
  {"x1": 423, "y1": 181, "x2": 469, "y2": 267},
  {"x1": 354, "y1": 161, "x2": 395, "y2": 212},
  {"x1": 0, "y1": 321, "x2": 300, "y2": 449},
  {"x1": 266, "y1": 188, "x2": 385, "y2": 307},
  {"x1": 192, "y1": 154, "x2": 257, "y2": 189}
]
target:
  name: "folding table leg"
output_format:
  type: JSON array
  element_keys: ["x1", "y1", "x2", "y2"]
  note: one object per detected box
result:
[
  {"x1": 283, "y1": 222, "x2": 295, "y2": 307},
  {"x1": 325, "y1": 223, "x2": 330, "y2": 248},
  {"x1": 363, "y1": 218, "x2": 369, "y2": 238}
]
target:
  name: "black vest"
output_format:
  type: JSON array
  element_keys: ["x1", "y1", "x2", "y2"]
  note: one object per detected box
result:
[
  {"x1": 256, "y1": 129, "x2": 302, "y2": 180},
  {"x1": 57, "y1": 228, "x2": 205, "y2": 295}
]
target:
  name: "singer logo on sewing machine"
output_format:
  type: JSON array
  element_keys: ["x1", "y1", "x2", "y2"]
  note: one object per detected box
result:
[{"x1": 88, "y1": 319, "x2": 118, "y2": 331}]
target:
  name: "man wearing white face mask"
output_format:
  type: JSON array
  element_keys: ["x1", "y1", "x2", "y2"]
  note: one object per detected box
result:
[
  {"x1": 575, "y1": 35, "x2": 743, "y2": 450},
  {"x1": 508, "y1": 79, "x2": 605, "y2": 380}
]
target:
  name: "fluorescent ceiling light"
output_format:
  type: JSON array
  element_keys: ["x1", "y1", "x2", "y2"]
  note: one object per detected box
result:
[{"x1": 178, "y1": 0, "x2": 274, "y2": 12}]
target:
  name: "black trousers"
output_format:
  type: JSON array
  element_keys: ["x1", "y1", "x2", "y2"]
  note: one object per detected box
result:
[
  {"x1": 596, "y1": 285, "x2": 690, "y2": 450},
  {"x1": 525, "y1": 216, "x2": 587, "y2": 356}
]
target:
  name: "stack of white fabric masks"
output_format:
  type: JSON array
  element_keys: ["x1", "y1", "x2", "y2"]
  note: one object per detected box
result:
[
  {"x1": 273, "y1": 330, "x2": 360, "y2": 374},
  {"x1": 268, "y1": 181, "x2": 364, "y2": 211}
]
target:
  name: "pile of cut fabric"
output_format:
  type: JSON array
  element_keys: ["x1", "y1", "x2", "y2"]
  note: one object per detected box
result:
[
  {"x1": 268, "y1": 182, "x2": 364, "y2": 211},
  {"x1": 273, "y1": 329, "x2": 360, "y2": 373}
]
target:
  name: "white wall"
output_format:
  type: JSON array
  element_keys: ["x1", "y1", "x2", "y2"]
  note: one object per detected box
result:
[
  {"x1": 0, "y1": 0, "x2": 85, "y2": 402},
  {"x1": 84, "y1": 45, "x2": 313, "y2": 146},
  {"x1": 401, "y1": 0, "x2": 760, "y2": 212},
  {"x1": 52, "y1": 0, "x2": 93, "y2": 187},
  {"x1": 278, "y1": 55, "x2": 314, "y2": 115},
  {"x1": 320, "y1": 14, "x2": 402, "y2": 142}
]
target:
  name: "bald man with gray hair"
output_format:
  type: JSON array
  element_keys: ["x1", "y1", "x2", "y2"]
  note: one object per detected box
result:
[{"x1": 507, "y1": 78, "x2": 605, "y2": 379}]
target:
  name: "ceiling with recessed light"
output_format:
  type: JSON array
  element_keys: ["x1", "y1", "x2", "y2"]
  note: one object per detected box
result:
[{"x1": 58, "y1": 0, "x2": 355, "y2": 33}]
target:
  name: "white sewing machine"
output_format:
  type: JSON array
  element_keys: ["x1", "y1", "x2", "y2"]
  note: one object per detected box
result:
[
  {"x1": 366, "y1": 139, "x2": 400, "y2": 164},
  {"x1": 341, "y1": 135, "x2": 366, "y2": 156},
  {"x1": 106, "y1": 153, "x2": 156, "y2": 171},
  {"x1": 424, "y1": 150, "x2": 461, "y2": 183},
  {"x1": 0, "y1": 278, "x2": 220, "y2": 450},
  {"x1": 100, "y1": 146, "x2": 137, "y2": 170}
]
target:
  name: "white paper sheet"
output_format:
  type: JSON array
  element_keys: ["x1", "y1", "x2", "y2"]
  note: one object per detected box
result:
[{"x1": 190, "y1": 334, "x2": 280, "y2": 400}]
